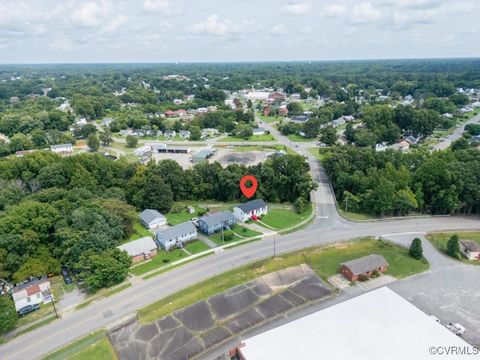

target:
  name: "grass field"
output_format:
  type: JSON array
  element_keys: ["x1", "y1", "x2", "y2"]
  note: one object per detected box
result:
[
  {"x1": 68, "y1": 337, "x2": 117, "y2": 360},
  {"x1": 427, "y1": 232, "x2": 480, "y2": 265},
  {"x1": 287, "y1": 134, "x2": 315, "y2": 142},
  {"x1": 338, "y1": 209, "x2": 376, "y2": 221},
  {"x1": 258, "y1": 114, "x2": 283, "y2": 123},
  {"x1": 258, "y1": 205, "x2": 312, "y2": 230},
  {"x1": 128, "y1": 221, "x2": 153, "y2": 241},
  {"x1": 208, "y1": 224, "x2": 263, "y2": 246},
  {"x1": 166, "y1": 205, "x2": 204, "y2": 225},
  {"x1": 42, "y1": 331, "x2": 110, "y2": 360},
  {"x1": 218, "y1": 134, "x2": 276, "y2": 142},
  {"x1": 138, "y1": 238, "x2": 428, "y2": 323},
  {"x1": 184, "y1": 241, "x2": 210, "y2": 254},
  {"x1": 129, "y1": 248, "x2": 188, "y2": 276}
]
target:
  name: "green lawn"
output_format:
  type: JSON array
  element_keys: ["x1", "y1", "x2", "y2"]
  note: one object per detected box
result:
[
  {"x1": 138, "y1": 238, "x2": 428, "y2": 323},
  {"x1": 184, "y1": 241, "x2": 210, "y2": 254},
  {"x1": 258, "y1": 114, "x2": 283, "y2": 123},
  {"x1": 218, "y1": 134, "x2": 276, "y2": 142},
  {"x1": 128, "y1": 221, "x2": 153, "y2": 241},
  {"x1": 258, "y1": 205, "x2": 313, "y2": 230},
  {"x1": 129, "y1": 249, "x2": 188, "y2": 276},
  {"x1": 287, "y1": 134, "x2": 315, "y2": 142},
  {"x1": 208, "y1": 224, "x2": 262, "y2": 246},
  {"x1": 427, "y1": 232, "x2": 480, "y2": 265},
  {"x1": 166, "y1": 205, "x2": 204, "y2": 225},
  {"x1": 42, "y1": 331, "x2": 110, "y2": 360},
  {"x1": 68, "y1": 337, "x2": 117, "y2": 360},
  {"x1": 338, "y1": 209, "x2": 376, "y2": 221}
]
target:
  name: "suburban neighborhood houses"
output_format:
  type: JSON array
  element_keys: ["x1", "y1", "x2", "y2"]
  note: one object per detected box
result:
[
  {"x1": 11, "y1": 278, "x2": 52, "y2": 312},
  {"x1": 155, "y1": 222, "x2": 197, "y2": 251},
  {"x1": 198, "y1": 211, "x2": 236, "y2": 235},
  {"x1": 139, "y1": 209, "x2": 166, "y2": 230},
  {"x1": 233, "y1": 199, "x2": 268, "y2": 222},
  {"x1": 117, "y1": 237, "x2": 158, "y2": 264}
]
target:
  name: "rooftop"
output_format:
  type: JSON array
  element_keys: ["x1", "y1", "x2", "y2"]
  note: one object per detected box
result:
[
  {"x1": 238, "y1": 287, "x2": 471, "y2": 360},
  {"x1": 117, "y1": 237, "x2": 157, "y2": 256},
  {"x1": 140, "y1": 209, "x2": 166, "y2": 224},
  {"x1": 235, "y1": 199, "x2": 267, "y2": 213},
  {"x1": 341, "y1": 254, "x2": 388, "y2": 275},
  {"x1": 156, "y1": 222, "x2": 196, "y2": 241},
  {"x1": 199, "y1": 211, "x2": 234, "y2": 227},
  {"x1": 460, "y1": 239, "x2": 480, "y2": 252}
]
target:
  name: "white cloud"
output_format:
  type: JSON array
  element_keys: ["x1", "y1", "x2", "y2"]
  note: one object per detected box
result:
[
  {"x1": 282, "y1": 2, "x2": 311, "y2": 16},
  {"x1": 189, "y1": 14, "x2": 241, "y2": 37},
  {"x1": 69, "y1": 1, "x2": 128, "y2": 35},
  {"x1": 300, "y1": 26, "x2": 315, "y2": 34},
  {"x1": 143, "y1": 0, "x2": 183, "y2": 15},
  {"x1": 322, "y1": 4, "x2": 347, "y2": 18},
  {"x1": 270, "y1": 24, "x2": 286, "y2": 35},
  {"x1": 50, "y1": 34, "x2": 74, "y2": 51},
  {"x1": 349, "y1": 2, "x2": 382, "y2": 25}
]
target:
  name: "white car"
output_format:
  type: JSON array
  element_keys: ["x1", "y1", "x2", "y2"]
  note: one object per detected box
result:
[{"x1": 446, "y1": 322, "x2": 466, "y2": 336}]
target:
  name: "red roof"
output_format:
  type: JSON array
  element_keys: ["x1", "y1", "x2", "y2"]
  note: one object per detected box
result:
[
  {"x1": 164, "y1": 110, "x2": 175, "y2": 115},
  {"x1": 26, "y1": 284, "x2": 41, "y2": 296}
]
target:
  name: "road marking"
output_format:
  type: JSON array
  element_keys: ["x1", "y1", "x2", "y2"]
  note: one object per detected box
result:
[
  {"x1": 317, "y1": 216, "x2": 329, "y2": 219},
  {"x1": 381, "y1": 232, "x2": 426, "y2": 237}
]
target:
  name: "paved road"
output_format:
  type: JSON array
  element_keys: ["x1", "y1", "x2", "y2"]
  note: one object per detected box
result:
[
  {"x1": 434, "y1": 112, "x2": 480, "y2": 150},
  {"x1": 2, "y1": 120, "x2": 480, "y2": 360}
]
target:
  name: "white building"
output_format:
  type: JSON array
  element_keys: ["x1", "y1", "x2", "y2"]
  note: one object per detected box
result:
[
  {"x1": 233, "y1": 287, "x2": 473, "y2": 360},
  {"x1": 12, "y1": 278, "x2": 52, "y2": 311},
  {"x1": 139, "y1": 209, "x2": 167, "y2": 229},
  {"x1": 50, "y1": 143, "x2": 73, "y2": 155},
  {"x1": 459, "y1": 239, "x2": 480, "y2": 261},
  {"x1": 233, "y1": 199, "x2": 268, "y2": 223},
  {"x1": 246, "y1": 91, "x2": 270, "y2": 101},
  {"x1": 117, "y1": 237, "x2": 158, "y2": 264},
  {"x1": 155, "y1": 222, "x2": 197, "y2": 251},
  {"x1": 133, "y1": 145, "x2": 152, "y2": 157}
]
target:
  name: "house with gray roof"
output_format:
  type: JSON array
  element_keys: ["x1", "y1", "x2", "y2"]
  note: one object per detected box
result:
[
  {"x1": 198, "y1": 211, "x2": 235, "y2": 235},
  {"x1": 233, "y1": 199, "x2": 268, "y2": 222},
  {"x1": 340, "y1": 254, "x2": 389, "y2": 281},
  {"x1": 50, "y1": 143, "x2": 73, "y2": 155},
  {"x1": 459, "y1": 239, "x2": 480, "y2": 261},
  {"x1": 117, "y1": 237, "x2": 158, "y2": 264},
  {"x1": 155, "y1": 222, "x2": 197, "y2": 250},
  {"x1": 140, "y1": 209, "x2": 166, "y2": 230}
]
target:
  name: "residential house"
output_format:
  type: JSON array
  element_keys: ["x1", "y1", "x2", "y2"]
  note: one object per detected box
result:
[
  {"x1": 253, "y1": 128, "x2": 267, "y2": 136},
  {"x1": 291, "y1": 115, "x2": 308, "y2": 122},
  {"x1": 233, "y1": 199, "x2": 268, "y2": 222},
  {"x1": 196, "y1": 107, "x2": 208, "y2": 114},
  {"x1": 341, "y1": 254, "x2": 389, "y2": 281},
  {"x1": 290, "y1": 93, "x2": 301, "y2": 100},
  {"x1": 140, "y1": 209, "x2": 167, "y2": 229},
  {"x1": 75, "y1": 118, "x2": 88, "y2": 127},
  {"x1": 164, "y1": 110, "x2": 176, "y2": 118},
  {"x1": 117, "y1": 237, "x2": 158, "y2": 264},
  {"x1": 12, "y1": 278, "x2": 52, "y2": 312},
  {"x1": 102, "y1": 117, "x2": 114, "y2": 126},
  {"x1": 0, "y1": 133, "x2": 9, "y2": 143},
  {"x1": 155, "y1": 222, "x2": 197, "y2": 251},
  {"x1": 179, "y1": 130, "x2": 191, "y2": 139},
  {"x1": 343, "y1": 115, "x2": 355, "y2": 122},
  {"x1": 278, "y1": 107, "x2": 288, "y2": 116},
  {"x1": 459, "y1": 240, "x2": 480, "y2": 261},
  {"x1": 269, "y1": 92, "x2": 286, "y2": 101},
  {"x1": 164, "y1": 130, "x2": 177, "y2": 138},
  {"x1": 198, "y1": 211, "x2": 236, "y2": 235},
  {"x1": 176, "y1": 109, "x2": 187, "y2": 118},
  {"x1": 173, "y1": 98, "x2": 183, "y2": 105},
  {"x1": 246, "y1": 91, "x2": 270, "y2": 101},
  {"x1": 405, "y1": 135, "x2": 420, "y2": 146},
  {"x1": 57, "y1": 102, "x2": 72, "y2": 112},
  {"x1": 443, "y1": 113, "x2": 454, "y2": 118},
  {"x1": 332, "y1": 118, "x2": 345, "y2": 127},
  {"x1": 50, "y1": 143, "x2": 73, "y2": 155},
  {"x1": 9, "y1": 96, "x2": 20, "y2": 104}
]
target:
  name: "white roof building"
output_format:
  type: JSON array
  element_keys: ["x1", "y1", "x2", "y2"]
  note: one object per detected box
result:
[
  {"x1": 235, "y1": 287, "x2": 473, "y2": 360},
  {"x1": 117, "y1": 237, "x2": 157, "y2": 257}
]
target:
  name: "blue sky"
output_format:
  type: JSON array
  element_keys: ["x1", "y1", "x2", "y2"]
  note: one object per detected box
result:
[{"x1": 0, "y1": 0, "x2": 478, "y2": 63}]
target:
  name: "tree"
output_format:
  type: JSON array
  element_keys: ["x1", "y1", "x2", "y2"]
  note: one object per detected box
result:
[
  {"x1": 99, "y1": 128, "x2": 113, "y2": 146},
  {"x1": 233, "y1": 123, "x2": 253, "y2": 139},
  {"x1": 87, "y1": 133, "x2": 99, "y2": 152},
  {"x1": 447, "y1": 234, "x2": 460, "y2": 258},
  {"x1": 77, "y1": 249, "x2": 131, "y2": 290},
  {"x1": 320, "y1": 126, "x2": 337, "y2": 146},
  {"x1": 409, "y1": 237, "x2": 423, "y2": 260},
  {"x1": 287, "y1": 102, "x2": 303, "y2": 116},
  {"x1": 0, "y1": 296, "x2": 17, "y2": 334},
  {"x1": 294, "y1": 197, "x2": 308, "y2": 214},
  {"x1": 189, "y1": 126, "x2": 201, "y2": 141},
  {"x1": 126, "y1": 135, "x2": 138, "y2": 148},
  {"x1": 451, "y1": 138, "x2": 470, "y2": 151},
  {"x1": 345, "y1": 123, "x2": 355, "y2": 143}
]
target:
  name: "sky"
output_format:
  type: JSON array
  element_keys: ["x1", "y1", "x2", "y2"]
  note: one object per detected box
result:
[{"x1": 0, "y1": 0, "x2": 478, "y2": 63}]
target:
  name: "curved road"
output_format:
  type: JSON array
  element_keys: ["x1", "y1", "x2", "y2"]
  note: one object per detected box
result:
[{"x1": 2, "y1": 120, "x2": 480, "y2": 360}]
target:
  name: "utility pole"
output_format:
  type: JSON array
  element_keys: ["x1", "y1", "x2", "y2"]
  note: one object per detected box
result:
[{"x1": 48, "y1": 289, "x2": 59, "y2": 319}]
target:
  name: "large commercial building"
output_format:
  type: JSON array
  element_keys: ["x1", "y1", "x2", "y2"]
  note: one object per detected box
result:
[{"x1": 231, "y1": 287, "x2": 474, "y2": 360}]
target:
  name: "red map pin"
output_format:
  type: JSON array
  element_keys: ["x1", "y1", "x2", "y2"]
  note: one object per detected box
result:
[{"x1": 240, "y1": 175, "x2": 258, "y2": 199}]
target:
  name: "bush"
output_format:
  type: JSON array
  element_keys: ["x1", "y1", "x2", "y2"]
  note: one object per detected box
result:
[
  {"x1": 447, "y1": 234, "x2": 460, "y2": 258},
  {"x1": 170, "y1": 203, "x2": 185, "y2": 214},
  {"x1": 409, "y1": 237, "x2": 423, "y2": 260},
  {"x1": 358, "y1": 274, "x2": 369, "y2": 282},
  {"x1": 126, "y1": 135, "x2": 138, "y2": 148},
  {"x1": 0, "y1": 296, "x2": 18, "y2": 334},
  {"x1": 294, "y1": 197, "x2": 308, "y2": 214},
  {"x1": 370, "y1": 270, "x2": 381, "y2": 278}
]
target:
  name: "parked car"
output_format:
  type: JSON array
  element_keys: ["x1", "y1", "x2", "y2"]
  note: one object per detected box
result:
[
  {"x1": 18, "y1": 304, "x2": 40, "y2": 316},
  {"x1": 446, "y1": 323, "x2": 466, "y2": 336},
  {"x1": 190, "y1": 217, "x2": 199, "y2": 226},
  {"x1": 61, "y1": 266, "x2": 73, "y2": 285}
]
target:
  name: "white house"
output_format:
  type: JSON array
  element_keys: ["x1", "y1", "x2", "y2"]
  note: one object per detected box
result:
[
  {"x1": 459, "y1": 240, "x2": 480, "y2": 261},
  {"x1": 12, "y1": 278, "x2": 52, "y2": 311},
  {"x1": 140, "y1": 209, "x2": 167, "y2": 229},
  {"x1": 50, "y1": 143, "x2": 73, "y2": 155},
  {"x1": 233, "y1": 199, "x2": 268, "y2": 222},
  {"x1": 155, "y1": 222, "x2": 197, "y2": 251},
  {"x1": 253, "y1": 128, "x2": 267, "y2": 136},
  {"x1": 117, "y1": 237, "x2": 158, "y2": 264}
]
